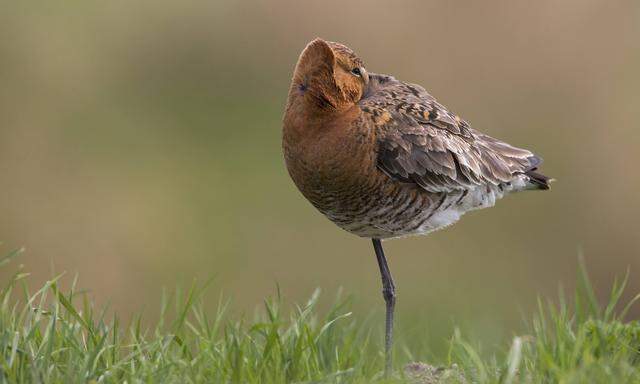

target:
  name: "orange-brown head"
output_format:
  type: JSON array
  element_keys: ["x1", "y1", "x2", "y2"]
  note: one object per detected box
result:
[{"x1": 287, "y1": 38, "x2": 368, "y2": 112}]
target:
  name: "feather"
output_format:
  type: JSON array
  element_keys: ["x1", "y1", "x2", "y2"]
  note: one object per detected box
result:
[{"x1": 362, "y1": 73, "x2": 550, "y2": 193}]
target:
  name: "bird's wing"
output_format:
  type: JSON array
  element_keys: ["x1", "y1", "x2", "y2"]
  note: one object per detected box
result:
[{"x1": 360, "y1": 73, "x2": 543, "y2": 193}]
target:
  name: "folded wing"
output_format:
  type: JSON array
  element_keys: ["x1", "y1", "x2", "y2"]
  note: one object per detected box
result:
[{"x1": 360, "y1": 74, "x2": 549, "y2": 193}]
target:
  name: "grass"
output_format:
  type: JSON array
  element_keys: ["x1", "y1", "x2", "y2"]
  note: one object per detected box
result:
[{"x1": 1, "y1": 248, "x2": 640, "y2": 383}]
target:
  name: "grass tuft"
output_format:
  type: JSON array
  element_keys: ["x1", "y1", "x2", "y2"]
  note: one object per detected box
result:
[{"x1": 447, "y1": 259, "x2": 640, "y2": 383}]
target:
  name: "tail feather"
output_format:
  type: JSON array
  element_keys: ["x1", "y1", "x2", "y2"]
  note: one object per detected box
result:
[
  {"x1": 523, "y1": 155, "x2": 551, "y2": 190},
  {"x1": 525, "y1": 170, "x2": 552, "y2": 190}
]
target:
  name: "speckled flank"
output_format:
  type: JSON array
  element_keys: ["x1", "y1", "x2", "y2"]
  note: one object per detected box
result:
[{"x1": 282, "y1": 39, "x2": 550, "y2": 240}]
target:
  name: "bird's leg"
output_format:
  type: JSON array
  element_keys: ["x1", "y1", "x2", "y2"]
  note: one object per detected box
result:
[{"x1": 372, "y1": 238, "x2": 396, "y2": 377}]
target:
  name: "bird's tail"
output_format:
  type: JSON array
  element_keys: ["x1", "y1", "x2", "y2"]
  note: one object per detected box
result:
[
  {"x1": 525, "y1": 170, "x2": 552, "y2": 190},
  {"x1": 524, "y1": 154, "x2": 552, "y2": 190}
]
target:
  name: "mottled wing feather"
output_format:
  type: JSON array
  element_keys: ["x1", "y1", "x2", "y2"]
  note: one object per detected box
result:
[{"x1": 360, "y1": 73, "x2": 540, "y2": 193}]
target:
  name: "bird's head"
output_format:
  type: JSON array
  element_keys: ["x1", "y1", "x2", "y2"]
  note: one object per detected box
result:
[{"x1": 290, "y1": 38, "x2": 368, "y2": 111}]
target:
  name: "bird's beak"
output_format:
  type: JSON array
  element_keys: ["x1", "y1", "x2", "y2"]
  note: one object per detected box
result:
[{"x1": 361, "y1": 67, "x2": 369, "y2": 85}]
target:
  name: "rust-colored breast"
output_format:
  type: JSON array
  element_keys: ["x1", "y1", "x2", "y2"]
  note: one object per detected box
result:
[
  {"x1": 283, "y1": 104, "x2": 379, "y2": 212},
  {"x1": 283, "y1": 100, "x2": 441, "y2": 239}
]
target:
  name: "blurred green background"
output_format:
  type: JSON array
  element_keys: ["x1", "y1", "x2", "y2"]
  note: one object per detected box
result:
[{"x1": 1, "y1": 0, "x2": 639, "y2": 355}]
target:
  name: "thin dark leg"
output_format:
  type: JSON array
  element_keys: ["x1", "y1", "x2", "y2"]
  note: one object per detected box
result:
[{"x1": 372, "y1": 238, "x2": 396, "y2": 378}]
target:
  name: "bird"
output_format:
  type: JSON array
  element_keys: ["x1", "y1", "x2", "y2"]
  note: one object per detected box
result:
[{"x1": 281, "y1": 38, "x2": 550, "y2": 377}]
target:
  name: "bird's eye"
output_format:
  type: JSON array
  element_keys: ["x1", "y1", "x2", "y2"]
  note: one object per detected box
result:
[{"x1": 350, "y1": 67, "x2": 362, "y2": 77}]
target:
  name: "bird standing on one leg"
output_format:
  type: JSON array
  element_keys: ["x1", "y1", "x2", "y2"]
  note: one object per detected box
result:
[{"x1": 282, "y1": 38, "x2": 550, "y2": 377}]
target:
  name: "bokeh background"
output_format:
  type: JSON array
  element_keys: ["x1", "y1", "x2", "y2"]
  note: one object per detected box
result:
[{"x1": 2, "y1": 0, "x2": 639, "y2": 357}]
